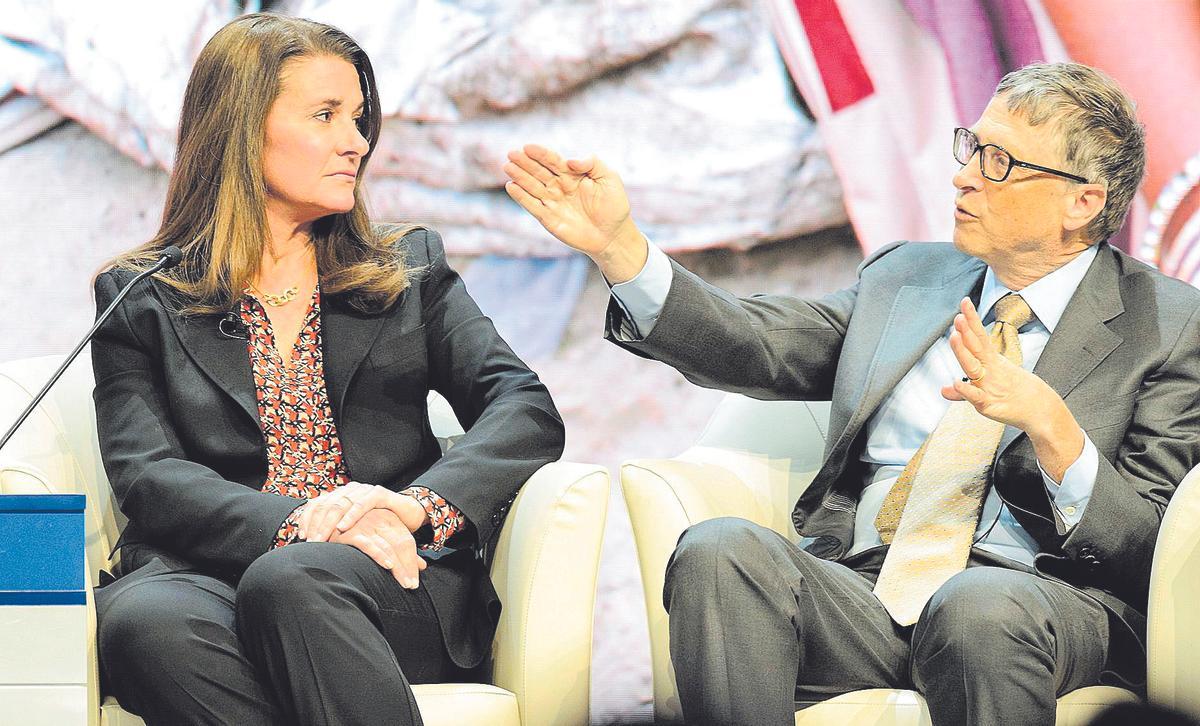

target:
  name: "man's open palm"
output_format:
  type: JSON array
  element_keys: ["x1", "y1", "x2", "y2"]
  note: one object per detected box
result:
[{"x1": 503, "y1": 144, "x2": 636, "y2": 259}]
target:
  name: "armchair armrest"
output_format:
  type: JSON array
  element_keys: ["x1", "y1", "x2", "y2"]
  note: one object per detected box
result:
[
  {"x1": 620, "y1": 456, "x2": 767, "y2": 723},
  {"x1": 1147, "y1": 463, "x2": 1200, "y2": 718},
  {"x1": 620, "y1": 397, "x2": 830, "y2": 724},
  {"x1": 489, "y1": 461, "x2": 609, "y2": 726}
]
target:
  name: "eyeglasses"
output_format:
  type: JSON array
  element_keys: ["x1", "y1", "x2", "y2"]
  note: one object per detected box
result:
[{"x1": 953, "y1": 127, "x2": 1088, "y2": 184}]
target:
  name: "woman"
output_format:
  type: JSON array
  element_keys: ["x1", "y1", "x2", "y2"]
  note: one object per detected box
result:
[{"x1": 90, "y1": 13, "x2": 563, "y2": 725}]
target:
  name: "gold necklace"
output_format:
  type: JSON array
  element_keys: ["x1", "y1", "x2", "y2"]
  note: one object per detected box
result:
[{"x1": 245, "y1": 283, "x2": 299, "y2": 307}]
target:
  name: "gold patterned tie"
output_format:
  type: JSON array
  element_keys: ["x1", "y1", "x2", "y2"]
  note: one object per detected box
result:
[{"x1": 872, "y1": 294, "x2": 1035, "y2": 626}]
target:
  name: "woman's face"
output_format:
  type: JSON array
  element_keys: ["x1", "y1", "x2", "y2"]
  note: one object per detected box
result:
[{"x1": 261, "y1": 54, "x2": 370, "y2": 227}]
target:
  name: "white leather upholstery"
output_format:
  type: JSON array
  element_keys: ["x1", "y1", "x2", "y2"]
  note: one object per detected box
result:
[
  {"x1": 622, "y1": 394, "x2": 1200, "y2": 724},
  {"x1": 0, "y1": 353, "x2": 609, "y2": 726},
  {"x1": 1146, "y1": 464, "x2": 1200, "y2": 717}
]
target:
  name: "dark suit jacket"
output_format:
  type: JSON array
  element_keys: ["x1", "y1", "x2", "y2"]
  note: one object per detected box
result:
[
  {"x1": 607, "y1": 240, "x2": 1200, "y2": 680},
  {"x1": 91, "y1": 227, "x2": 565, "y2": 669}
]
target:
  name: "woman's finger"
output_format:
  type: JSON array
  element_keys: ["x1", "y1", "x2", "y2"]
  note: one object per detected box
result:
[
  {"x1": 386, "y1": 531, "x2": 422, "y2": 589},
  {"x1": 376, "y1": 525, "x2": 424, "y2": 588},
  {"x1": 297, "y1": 501, "x2": 313, "y2": 540},
  {"x1": 370, "y1": 532, "x2": 399, "y2": 571},
  {"x1": 336, "y1": 486, "x2": 388, "y2": 532},
  {"x1": 306, "y1": 495, "x2": 351, "y2": 542},
  {"x1": 308, "y1": 482, "x2": 376, "y2": 540},
  {"x1": 350, "y1": 531, "x2": 397, "y2": 571}
]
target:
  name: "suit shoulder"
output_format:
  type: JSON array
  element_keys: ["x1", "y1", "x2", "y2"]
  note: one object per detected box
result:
[
  {"x1": 377, "y1": 224, "x2": 440, "y2": 267},
  {"x1": 94, "y1": 265, "x2": 190, "y2": 325},
  {"x1": 93, "y1": 266, "x2": 154, "y2": 308},
  {"x1": 1111, "y1": 246, "x2": 1200, "y2": 308},
  {"x1": 95, "y1": 266, "x2": 137, "y2": 289},
  {"x1": 857, "y1": 240, "x2": 966, "y2": 276}
]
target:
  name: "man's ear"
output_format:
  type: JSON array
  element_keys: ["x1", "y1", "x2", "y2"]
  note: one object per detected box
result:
[{"x1": 1063, "y1": 183, "x2": 1107, "y2": 234}]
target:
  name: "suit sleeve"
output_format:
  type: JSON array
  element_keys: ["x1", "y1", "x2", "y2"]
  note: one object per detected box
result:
[
  {"x1": 602, "y1": 246, "x2": 891, "y2": 401},
  {"x1": 411, "y1": 231, "x2": 566, "y2": 547},
  {"x1": 91, "y1": 272, "x2": 302, "y2": 574},
  {"x1": 1060, "y1": 301, "x2": 1200, "y2": 603}
]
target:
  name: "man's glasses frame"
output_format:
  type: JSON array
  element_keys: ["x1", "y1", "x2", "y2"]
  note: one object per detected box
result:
[{"x1": 953, "y1": 127, "x2": 1089, "y2": 184}]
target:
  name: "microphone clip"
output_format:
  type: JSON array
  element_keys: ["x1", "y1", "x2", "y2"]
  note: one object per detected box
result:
[{"x1": 218, "y1": 313, "x2": 248, "y2": 340}]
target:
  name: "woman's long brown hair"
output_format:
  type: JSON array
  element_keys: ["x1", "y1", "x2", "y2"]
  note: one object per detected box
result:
[{"x1": 105, "y1": 13, "x2": 416, "y2": 315}]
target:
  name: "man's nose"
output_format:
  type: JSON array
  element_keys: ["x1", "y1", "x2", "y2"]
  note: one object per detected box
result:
[{"x1": 953, "y1": 151, "x2": 984, "y2": 191}]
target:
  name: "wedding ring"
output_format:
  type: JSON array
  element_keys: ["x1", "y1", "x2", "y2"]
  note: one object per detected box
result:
[{"x1": 966, "y1": 369, "x2": 985, "y2": 384}]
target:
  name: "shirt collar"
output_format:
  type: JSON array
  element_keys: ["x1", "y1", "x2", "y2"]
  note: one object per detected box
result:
[{"x1": 978, "y1": 244, "x2": 1098, "y2": 333}]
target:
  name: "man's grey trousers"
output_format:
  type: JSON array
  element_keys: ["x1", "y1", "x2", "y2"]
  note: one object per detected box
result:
[{"x1": 664, "y1": 517, "x2": 1111, "y2": 726}]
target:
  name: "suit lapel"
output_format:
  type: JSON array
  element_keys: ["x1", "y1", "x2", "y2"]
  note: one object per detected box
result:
[
  {"x1": 164, "y1": 285, "x2": 389, "y2": 466},
  {"x1": 997, "y1": 245, "x2": 1124, "y2": 458},
  {"x1": 320, "y1": 293, "x2": 388, "y2": 419},
  {"x1": 161, "y1": 294, "x2": 260, "y2": 427},
  {"x1": 838, "y1": 254, "x2": 987, "y2": 445}
]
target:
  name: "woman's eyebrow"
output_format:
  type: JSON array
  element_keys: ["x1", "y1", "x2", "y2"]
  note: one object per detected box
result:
[{"x1": 312, "y1": 98, "x2": 366, "y2": 111}]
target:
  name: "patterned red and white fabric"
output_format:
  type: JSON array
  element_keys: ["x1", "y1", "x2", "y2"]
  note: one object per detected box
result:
[{"x1": 237, "y1": 288, "x2": 464, "y2": 552}]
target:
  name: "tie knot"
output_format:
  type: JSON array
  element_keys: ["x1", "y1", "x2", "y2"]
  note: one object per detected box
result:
[{"x1": 992, "y1": 294, "x2": 1035, "y2": 330}]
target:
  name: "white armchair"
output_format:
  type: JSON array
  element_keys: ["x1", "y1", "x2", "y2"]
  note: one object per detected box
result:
[
  {"x1": 620, "y1": 394, "x2": 1200, "y2": 725},
  {"x1": 0, "y1": 353, "x2": 609, "y2": 726}
]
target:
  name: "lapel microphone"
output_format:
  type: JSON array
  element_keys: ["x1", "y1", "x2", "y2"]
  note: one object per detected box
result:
[
  {"x1": 218, "y1": 313, "x2": 248, "y2": 340},
  {"x1": 0, "y1": 246, "x2": 183, "y2": 454}
]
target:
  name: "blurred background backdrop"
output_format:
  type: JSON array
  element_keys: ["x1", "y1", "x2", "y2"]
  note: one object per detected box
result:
[{"x1": 2, "y1": 1, "x2": 1198, "y2": 722}]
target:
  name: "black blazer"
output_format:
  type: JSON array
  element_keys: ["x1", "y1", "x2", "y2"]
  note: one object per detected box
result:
[{"x1": 91, "y1": 228, "x2": 565, "y2": 668}]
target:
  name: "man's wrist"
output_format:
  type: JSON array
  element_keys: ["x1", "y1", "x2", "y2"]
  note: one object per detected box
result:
[
  {"x1": 1025, "y1": 396, "x2": 1074, "y2": 444},
  {"x1": 592, "y1": 218, "x2": 648, "y2": 284},
  {"x1": 1025, "y1": 397, "x2": 1084, "y2": 481}
]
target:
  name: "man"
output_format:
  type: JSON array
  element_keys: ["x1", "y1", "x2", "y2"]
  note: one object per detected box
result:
[{"x1": 504, "y1": 62, "x2": 1200, "y2": 725}]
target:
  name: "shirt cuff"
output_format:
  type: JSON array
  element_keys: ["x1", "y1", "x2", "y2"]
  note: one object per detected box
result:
[
  {"x1": 271, "y1": 502, "x2": 307, "y2": 550},
  {"x1": 402, "y1": 486, "x2": 465, "y2": 552},
  {"x1": 1037, "y1": 432, "x2": 1098, "y2": 532},
  {"x1": 609, "y1": 240, "x2": 672, "y2": 340}
]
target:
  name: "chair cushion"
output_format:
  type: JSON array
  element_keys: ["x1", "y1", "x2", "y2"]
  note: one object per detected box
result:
[
  {"x1": 1054, "y1": 686, "x2": 1141, "y2": 726},
  {"x1": 413, "y1": 683, "x2": 521, "y2": 726},
  {"x1": 794, "y1": 689, "x2": 931, "y2": 726},
  {"x1": 791, "y1": 686, "x2": 1138, "y2": 725},
  {"x1": 100, "y1": 684, "x2": 520, "y2": 726}
]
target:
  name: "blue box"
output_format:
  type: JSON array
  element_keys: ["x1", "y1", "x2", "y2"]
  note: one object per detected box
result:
[{"x1": 0, "y1": 495, "x2": 86, "y2": 605}]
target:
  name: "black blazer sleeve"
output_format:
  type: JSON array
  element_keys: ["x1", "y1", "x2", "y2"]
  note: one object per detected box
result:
[
  {"x1": 91, "y1": 271, "x2": 301, "y2": 574},
  {"x1": 411, "y1": 230, "x2": 565, "y2": 546}
]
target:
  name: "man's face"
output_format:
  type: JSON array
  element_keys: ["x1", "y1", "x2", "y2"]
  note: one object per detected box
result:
[{"x1": 951, "y1": 96, "x2": 1074, "y2": 264}]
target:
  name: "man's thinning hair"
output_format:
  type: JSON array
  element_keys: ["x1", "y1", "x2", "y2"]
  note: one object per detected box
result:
[{"x1": 995, "y1": 62, "x2": 1145, "y2": 244}]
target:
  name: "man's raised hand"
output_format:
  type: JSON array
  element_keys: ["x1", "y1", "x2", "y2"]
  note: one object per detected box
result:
[{"x1": 504, "y1": 144, "x2": 648, "y2": 283}]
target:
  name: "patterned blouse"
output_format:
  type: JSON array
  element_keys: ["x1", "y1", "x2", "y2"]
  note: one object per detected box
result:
[{"x1": 238, "y1": 288, "x2": 465, "y2": 551}]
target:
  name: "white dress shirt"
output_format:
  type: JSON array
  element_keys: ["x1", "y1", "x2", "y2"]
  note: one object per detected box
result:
[{"x1": 610, "y1": 242, "x2": 1100, "y2": 567}]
